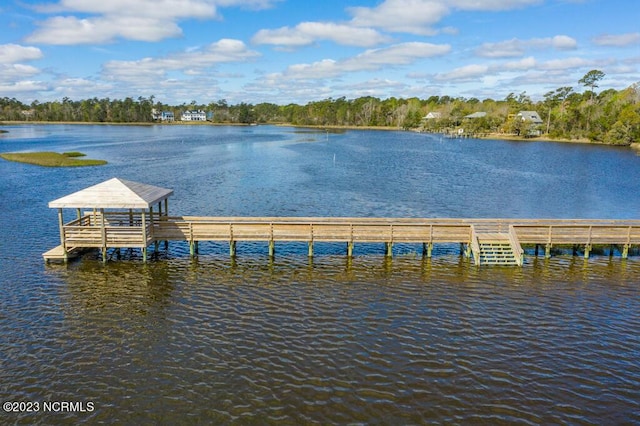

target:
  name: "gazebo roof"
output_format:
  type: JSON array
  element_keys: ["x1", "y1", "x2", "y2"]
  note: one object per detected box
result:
[{"x1": 49, "y1": 178, "x2": 174, "y2": 209}]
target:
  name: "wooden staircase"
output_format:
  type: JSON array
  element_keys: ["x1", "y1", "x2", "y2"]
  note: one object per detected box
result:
[
  {"x1": 470, "y1": 225, "x2": 523, "y2": 266},
  {"x1": 477, "y1": 233, "x2": 520, "y2": 265}
]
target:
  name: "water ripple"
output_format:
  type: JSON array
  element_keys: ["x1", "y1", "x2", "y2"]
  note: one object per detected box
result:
[{"x1": 3, "y1": 257, "x2": 639, "y2": 424}]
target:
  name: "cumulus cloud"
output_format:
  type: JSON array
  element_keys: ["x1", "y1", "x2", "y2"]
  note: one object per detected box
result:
[
  {"x1": 503, "y1": 56, "x2": 537, "y2": 70},
  {"x1": 348, "y1": 0, "x2": 449, "y2": 35},
  {"x1": 475, "y1": 35, "x2": 577, "y2": 58},
  {"x1": 539, "y1": 57, "x2": 595, "y2": 70},
  {"x1": 0, "y1": 44, "x2": 43, "y2": 64},
  {"x1": 26, "y1": 0, "x2": 280, "y2": 45},
  {"x1": 448, "y1": 0, "x2": 542, "y2": 10},
  {"x1": 252, "y1": 22, "x2": 391, "y2": 48},
  {"x1": 592, "y1": 32, "x2": 640, "y2": 47},
  {"x1": 27, "y1": 15, "x2": 183, "y2": 44},
  {"x1": 103, "y1": 39, "x2": 260, "y2": 83},
  {"x1": 0, "y1": 80, "x2": 49, "y2": 94},
  {"x1": 347, "y1": 0, "x2": 543, "y2": 35},
  {"x1": 32, "y1": 0, "x2": 216, "y2": 18},
  {"x1": 0, "y1": 44, "x2": 43, "y2": 88},
  {"x1": 0, "y1": 64, "x2": 41, "y2": 83},
  {"x1": 281, "y1": 42, "x2": 451, "y2": 79},
  {"x1": 434, "y1": 64, "x2": 489, "y2": 82}
]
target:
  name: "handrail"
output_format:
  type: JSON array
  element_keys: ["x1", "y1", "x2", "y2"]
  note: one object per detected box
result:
[{"x1": 508, "y1": 225, "x2": 524, "y2": 266}]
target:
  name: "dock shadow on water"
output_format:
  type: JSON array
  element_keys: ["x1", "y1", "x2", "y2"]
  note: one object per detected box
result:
[{"x1": 6, "y1": 256, "x2": 636, "y2": 424}]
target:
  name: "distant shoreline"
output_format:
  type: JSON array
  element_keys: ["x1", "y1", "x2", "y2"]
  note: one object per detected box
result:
[
  {"x1": 0, "y1": 120, "x2": 255, "y2": 127},
  {"x1": 476, "y1": 132, "x2": 597, "y2": 145},
  {"x1": 0, "y1": 121, "x2": 632, "y2": 147}
]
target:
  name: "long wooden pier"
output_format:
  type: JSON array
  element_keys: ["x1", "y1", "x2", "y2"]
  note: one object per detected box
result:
[
  {"x1": 44, "y1": 214, "x2": 640, "y2": 265},
  {"x1": 42, "y1": 178, "x2": 640, "y2": 265}
]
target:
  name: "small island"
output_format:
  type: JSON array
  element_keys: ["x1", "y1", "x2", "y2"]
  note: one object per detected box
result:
[{"x1": 0, "y1": 151, "x2": 107, "y2": 167}]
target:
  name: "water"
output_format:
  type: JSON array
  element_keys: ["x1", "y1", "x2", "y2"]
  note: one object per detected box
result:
[{"x1": 1, "y1": 125, "x2": 639, "y2": 424}]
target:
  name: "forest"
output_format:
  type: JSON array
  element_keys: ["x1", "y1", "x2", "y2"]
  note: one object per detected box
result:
[{"x1": 1, "y1": 70, "x2": 638, "y2": 145}]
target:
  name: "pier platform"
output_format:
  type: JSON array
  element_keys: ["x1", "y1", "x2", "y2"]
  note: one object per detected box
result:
[{"x1": 43, "y1": 178, "x2": 640, "y2": 265}]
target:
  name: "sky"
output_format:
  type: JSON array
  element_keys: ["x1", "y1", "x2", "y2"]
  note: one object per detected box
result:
[{"x1": 0, "y1": 0, "x2": 638, "y2": 106}]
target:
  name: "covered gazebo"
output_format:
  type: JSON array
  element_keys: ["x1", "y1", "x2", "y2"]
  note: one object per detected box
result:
[{"x1": 44, "y1": 178, "x2": 173, "y2": 262}]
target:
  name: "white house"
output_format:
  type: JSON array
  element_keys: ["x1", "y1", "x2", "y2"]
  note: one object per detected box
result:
[
  {"x1": 181, "y1": 110, "x2": 207, "y2": 121},
  {"x1": 151, "y1": 109, "x2": 174, "y2": 122},
  {"x1": 517, "y1": 111, "x2": 543, "y2": 124},
  {"x1": 423, "y1": 112, "x2": 442, "y2": 120}
]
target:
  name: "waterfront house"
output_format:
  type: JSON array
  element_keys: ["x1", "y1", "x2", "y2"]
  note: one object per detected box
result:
[
  {"x1": 152, "y1": 109, "x2": 175, "y2": 122},
  {"x1": 181, "y1": 110, "x2": 207, "y2": 121},
  {"x1": 517, "y1": 111, "x2": 543, "y2": 124}
]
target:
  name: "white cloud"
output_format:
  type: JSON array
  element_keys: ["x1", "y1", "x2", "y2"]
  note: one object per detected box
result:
[
  {"x1": 348, "y1": 0, "x2": 449, "y2": 35},
  {"x1": 26, "y1": 15, "x2": 183, "y2": 44},
  {"x1": 33, "y1": 0, "x2": 218, "y2": 19},
  {"x1": 347, "y1": 0, "x2": 543, "y2": 35},
  {"x1": 338, "y1": 78, "x2": 406, "y2": 91},
  {"x1": 0, "y1": 80, "x2": 49, "y2": 94},
  {"x1": 25, "y1": 0, "x2": 280, "y2": 45},
  {"x1": 212, "y1": 0, "x2": 281, "y2": 9},
  {"x1": 103, "y1": 39, "x2": 259, "y2": 84},
  {"x1": 282, "y1": 42, "x2": 451, "y2": 79},
  {"x1": 540, "y1": 57, "x2": 594, "y2": 70},
  {"x1": 0, "y1": 64, "x2": 41, "y2": 83},
  {"x1": 476, "y1": 35, "x2": 577, "y2": 58},
  {"x1": 592, "y1": 33, "x2": 640, "y2": 47},
  {"x1": 434, "y1": 63, "x2": 489, "y2": 81},
  {"x1": 350, "y1": 42, "x2": 451, "y2": 68},
  {"x1": 0, "y1": 44, "x2": 44, "y2": 64},
  {"x1": 503, "y1": 56, "x2": 537, "y2": 70},
  {"x1": 252, "y1": 22, "x2": 391, "y2": 48},
  {"x1": 448, "y1": 0, "x2": 542, "y2": 10}
]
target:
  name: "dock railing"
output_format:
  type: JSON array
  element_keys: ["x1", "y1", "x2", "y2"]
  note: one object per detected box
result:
[
  {"x1": 63, "y1": 212, "x2": 152, "y2": 248},
  {"x1": 48, "y1": 216, "x2": 640, "y2": 263}
]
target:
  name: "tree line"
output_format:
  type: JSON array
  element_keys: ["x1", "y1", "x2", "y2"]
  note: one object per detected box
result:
[{"x1": 1, "y1": 70, "x2": 638, "y2": 145}]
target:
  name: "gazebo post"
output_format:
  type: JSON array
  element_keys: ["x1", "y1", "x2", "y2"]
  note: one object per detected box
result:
[
  {"x1": 57, "y1": 208, "x2": 67, "y2": 262},
  {"x1": 100, "y1": 208, "x2": 107, "y2": 263},
  {"x1": 141, "y1": 208, "x2": 148, "y2": 262},
  {"x1": 163, "y1": 199, "x2": 169, "y2": 250},
  {"x1": 76, "y1": 208, "x2": 81, "y2": 220}
]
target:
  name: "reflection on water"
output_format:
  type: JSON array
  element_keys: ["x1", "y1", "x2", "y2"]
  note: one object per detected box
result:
[
  {"x1": 2, "y1": 256, "x2": 639, "y2": 424},
  {"x1": 1, "y1": 125, "x2": 639, "y2": 423}
]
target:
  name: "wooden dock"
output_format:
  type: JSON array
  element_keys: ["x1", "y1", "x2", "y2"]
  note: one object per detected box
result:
[
  {"x1": 42, "y1": 178, "x2": 640, "y2": 265},
  {"x1": 44, "y1": 214, "x2": 640, "y2": 265}
]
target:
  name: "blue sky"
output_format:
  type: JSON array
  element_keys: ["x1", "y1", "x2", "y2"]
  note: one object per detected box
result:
[{"x1": 0, "y1": 0, "x2": 638, "y2": 105}]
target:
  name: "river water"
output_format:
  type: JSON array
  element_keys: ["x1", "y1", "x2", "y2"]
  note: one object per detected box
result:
[{"x1": 1, "y1": 124, "x2": 639, "y2": 424}]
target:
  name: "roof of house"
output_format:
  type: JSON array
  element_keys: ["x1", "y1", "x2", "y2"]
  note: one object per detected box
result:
[
  {"x1": 49, "y1": 178, "x2": 173, "y2": 209},
  {"x1": 464, "y1": 112, "x2": 487, "y2": 119},
  {"x1": 518, "y1": 111, "x2": 543, "y2": 123}
]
